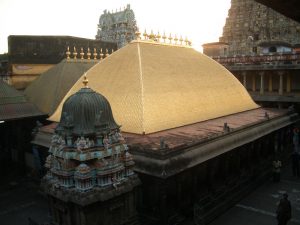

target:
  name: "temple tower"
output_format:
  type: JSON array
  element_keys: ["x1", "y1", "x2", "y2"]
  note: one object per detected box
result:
[
  {"x1": 42, "y1": 76, "x2": 140, "y2": 225},
  {"x1": 96, "y1": 4, "x2": 137, "y2": 49},
  {"x1": 220, "y1": 0, "x2": 300, "y2": 55}
]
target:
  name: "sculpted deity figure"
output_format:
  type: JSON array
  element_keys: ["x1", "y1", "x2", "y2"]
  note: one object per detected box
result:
[
  {"x1": 103, "y1": 135, "x2": 110, "y2": 149},
  {"x1": 76, "y1": 136, "x2": 88, "y2": 150}
]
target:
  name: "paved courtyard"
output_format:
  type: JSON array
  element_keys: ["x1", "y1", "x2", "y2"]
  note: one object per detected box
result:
[
  {"x1": 0, "y1": 176, "x2": 48, "y2": 225},
  {"x1": 210, "y1": 159, "x2": 300, "y2": 225}
]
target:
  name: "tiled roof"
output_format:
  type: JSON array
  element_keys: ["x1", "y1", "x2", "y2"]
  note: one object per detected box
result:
[
  {"x1": 50, "y1": 40, "x2": 258, "y2": 134},
  {"x1": 24, "y1": 59, "x2": 97, "y2": 115},
  {"x1": 0, "y1": 80, "x2": 43, "y2": 120}
]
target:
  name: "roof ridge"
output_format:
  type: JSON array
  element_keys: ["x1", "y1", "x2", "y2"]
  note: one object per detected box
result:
[{"x1": 137, "y1": 42, "x2": 145, "y2": 134}]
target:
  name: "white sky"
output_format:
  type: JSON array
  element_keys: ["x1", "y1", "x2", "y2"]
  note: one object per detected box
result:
[{"x1": 0, "y1": 0, "x2": 231, "y2": 53}]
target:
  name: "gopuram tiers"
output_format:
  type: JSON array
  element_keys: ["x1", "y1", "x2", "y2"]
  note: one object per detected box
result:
[
  {"x1": 96, "y1": 4, "x2": 138, "y2": 48},
  {"x1": 220, "y1": 0, "x2": 300, "y2": 55}
]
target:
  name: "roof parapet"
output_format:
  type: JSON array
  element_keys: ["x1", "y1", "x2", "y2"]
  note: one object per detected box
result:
[
  {"x1": 135, "y1": 29, "x2": 192, "y2": 47},
  {"x1": 65, "y1": 46, "x2": 113, "y2": 61}
]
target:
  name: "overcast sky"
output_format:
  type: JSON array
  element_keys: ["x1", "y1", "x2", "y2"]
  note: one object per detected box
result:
[{"x1": 0, "y1": 0, "x2": 231, "y2": 53}]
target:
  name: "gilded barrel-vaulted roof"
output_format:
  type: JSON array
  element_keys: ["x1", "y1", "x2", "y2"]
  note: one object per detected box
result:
[
  {"x1": 50, "y1": 40, "x2": 258, "y2": 134},
  {"x1": 24, "y1": 59, "x2": 98, "y2": 115}
]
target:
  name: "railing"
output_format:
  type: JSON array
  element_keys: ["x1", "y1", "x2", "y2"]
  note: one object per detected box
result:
[{"x1": 212, "y1": 52, "x2": 300, "y2": 66}]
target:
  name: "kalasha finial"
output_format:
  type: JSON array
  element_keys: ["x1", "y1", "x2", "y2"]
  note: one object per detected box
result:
[
  {"x1": 93, "y1": 48, "x2": 98, "y2": 60},
  {"x1": 135, "y1": 30, "x2": 141, "y2": 40},
  {"x1": 87, "y1": 47, "x2": 91, "y2": 60},
  {"x1": 184, "y1": 37, "x2": 189, "y2": 45},
  {"x1": 73, "y1": 47, "x2": 77, "y2": 59},
  {"x1": 143, "y1": 29, "x2": 148, "y2": 40},
  {"x1": 66, "y1": 46, "x2": 71, "y2": 60},
  {"x1": 80, "y1": 47, "x2": 84, "y2": 59},
  {"x1": 168, "y1": 33, "x2": 173, "y2": 44},
  {"x1": 162, "y1": 32, "x2": 167, "y2": 43},
  {"x1": 174, "y1": 35, "x2": 178, "y2": 45},
  {"x1": 149, "y1": 30, "x2": 155, "y2": 40},
  {"x1": 156, "y1": 31, "x2": 161, "y2": 42},
  {"x1": 100, "y1": 48, "x2": 104, "y2": 60},
  {"x1": 82, "y1": 73, "x2": 88, "y2": 87},
  {"x1": 179, "y1": 36, "x2": 183, "y2": 45}
]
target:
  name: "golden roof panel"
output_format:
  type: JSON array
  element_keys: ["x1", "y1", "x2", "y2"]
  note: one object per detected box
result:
[
  {"x1": 24, "y1": 59, "x2": 97, "y2": 115},
  {"x1": 50, "y1": 41, "x2": 258, "y2": 134}
]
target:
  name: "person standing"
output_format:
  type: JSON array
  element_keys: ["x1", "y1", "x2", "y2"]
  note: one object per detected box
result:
[{"x1": 276, "y1": 193, "x2": 292, "y2": 225}]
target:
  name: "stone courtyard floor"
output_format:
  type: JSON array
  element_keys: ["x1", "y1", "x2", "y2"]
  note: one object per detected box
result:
[
  {"x1": 0, "y1": 175, "x2": 48, "y2": 225},
  {"x1": 210, "y1": 158, "x2": 300, "y2": 225}
]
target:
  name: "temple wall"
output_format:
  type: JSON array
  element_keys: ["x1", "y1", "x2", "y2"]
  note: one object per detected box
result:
[{"x1": 136, "y1": 127, "x2": 293, "y2": 225}]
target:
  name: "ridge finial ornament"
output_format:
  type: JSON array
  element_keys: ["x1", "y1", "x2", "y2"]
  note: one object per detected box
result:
[
  {"x1": 100, "y1": 48, "x2": 104, "y2": 60},
  {"x1": 135, "y1": 30, "x2": 141, "y2": 40},
  {"x1": 168, "y1": 33, "x2": 173, "y2": 44},
  {"x1": 149, "y1": 30, "x2": 155, "y2": 40},
  {"x1": 143, "y1": 29, "x2": 148, "y2": 40},
  {"x1": 93, "y1": 48, "x2": 98, "y2": 60},
  {"x1": 87, "y1": 47, "x2": 91, "y2": 60},
  {"x1": 66, "y1": 46, "x2": 71, "y2": 60},
  {"x1": 73, "y1": 47, "x2": 77, "y2": 59},
  {"x1": 82, "y1": 73, "x2": 88, "y2": 87},
  {"x1": 156, "y1": 31, "x2": 161, "y2": 42},
  {"x1": 179, "y1": 35, "x2": 183, "y2": 45},
  {"x1": 174, "y1": 34, "x2": 178, "y2": 45},
  {"x1": 80, "y1": 47, "x2": 84, "y2": 59},
  {"x1": 184, "y1": 37, "x2": 189, "y2": 45},
  {"x1": 105, "y1": 49, "x2": 109, "y2": 57},
  {"x1": 162, "y1": 32, "x2": 167, "y2": 43}
]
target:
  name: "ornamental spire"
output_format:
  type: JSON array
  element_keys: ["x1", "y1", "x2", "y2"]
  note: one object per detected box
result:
[
  {"x1": 66, "y1": 46, "x2": 71, "y2": 60},
  {"x1": 82, "y1": 73, "x2": 88, "y2": 87}
]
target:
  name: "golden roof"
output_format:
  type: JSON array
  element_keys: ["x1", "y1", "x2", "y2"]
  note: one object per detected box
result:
[
  {"x1": 50, "y1": 40, "x2": 258, "y2": 134},
  {"x1": 24, "y1": 59, "x2": 97, "y2": 115}
]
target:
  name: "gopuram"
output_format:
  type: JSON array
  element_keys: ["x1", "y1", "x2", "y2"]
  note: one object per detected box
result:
[
  {"x1": 30, "y1": 31, "x2": 299, "y2": 224},
  {"x1": 95, "y1": 4, "x2": 138, "y2": 49},
  {"x1": 203, "y1": 0, "x2": 300, "y2": 109},
  {"x1": 220, "y1": 0, "x2": 300, "y2": 56}
]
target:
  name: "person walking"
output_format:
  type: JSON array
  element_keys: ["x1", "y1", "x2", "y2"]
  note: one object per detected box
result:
[{"x1": 276, "y1": 193, "x2": 292, "y2": 225}]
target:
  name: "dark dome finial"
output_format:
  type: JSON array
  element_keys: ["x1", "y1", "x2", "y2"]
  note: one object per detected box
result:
[{"x1": 82, "y1": 73, "x2": 89, "y2": 88}]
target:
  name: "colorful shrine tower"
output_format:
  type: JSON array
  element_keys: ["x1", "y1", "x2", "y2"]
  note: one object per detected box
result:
[
  {"x1": 42, "y1": 76, "x2": 140, "y2": 225},
  {"x1": 95, "y1": 4, "x2": 137, "y2": 49}
]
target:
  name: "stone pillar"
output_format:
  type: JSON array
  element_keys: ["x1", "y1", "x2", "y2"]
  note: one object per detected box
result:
[
  {"x1": 278, "y1": 71, "x2": 284, "y2": 95},
  {"x1": 252, "y1": 74, "x2": 256, "y2": 92},
  {"x1": 268, "y1": 74, "x2": 273, "y2": 92},
  {"x1": 242, "y1": 71, "x2": 247, "y2": 88},
  {"x1": 287, "y1": 73, "x2": 291, "y2": 93},
  {"x1": 259, "y1": 72, "x2": 264, "y2": 95}
]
